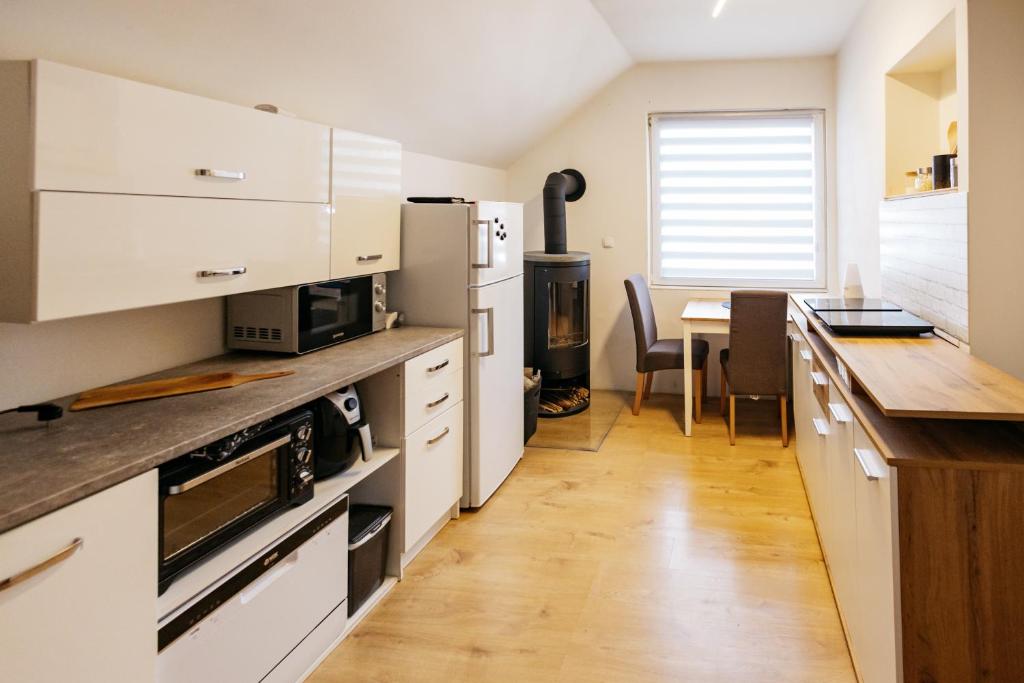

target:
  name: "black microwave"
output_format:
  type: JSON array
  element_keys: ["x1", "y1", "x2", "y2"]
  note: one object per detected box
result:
[
  {"x1": 226, "y1": 274, "x2": 387, "y2": 354},
  {"x1": 157, "y1": 409, "x2": 314, "y2": 594}
]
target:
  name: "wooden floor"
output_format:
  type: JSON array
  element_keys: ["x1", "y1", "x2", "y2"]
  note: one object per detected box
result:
[{"x1": 310, "y1": 395, "x2": 856, "y2": 682}]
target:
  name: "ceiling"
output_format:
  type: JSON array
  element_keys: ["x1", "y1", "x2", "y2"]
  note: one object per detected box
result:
[
  {"x1": 0, "y1": 0, "x2": 866, "y2": 168},
  {"x1": 0, "y1": 0, "x2": 630, "y2": 167},
  {"x1": 591, "y1": 0, "x2": 867, "y2": 62}
]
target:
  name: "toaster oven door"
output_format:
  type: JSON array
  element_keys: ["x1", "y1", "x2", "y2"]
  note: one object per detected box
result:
[{"x1": 298, "y1": 278, "x2": 373, "y2": 351}]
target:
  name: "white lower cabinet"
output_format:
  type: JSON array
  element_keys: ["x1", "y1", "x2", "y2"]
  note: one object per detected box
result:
[
  {"x1": 0, "y1": 472, "x2": 158, "y2": 683},
  {"x1": 851, "y1": 422, "x2": 901, "y2": 683},
  {"x1": 404, "y1": 404, "x2": 463, "y2": 554},
  {"x1": 792, "y1": 340, "x2": 901, "y2": 683}
]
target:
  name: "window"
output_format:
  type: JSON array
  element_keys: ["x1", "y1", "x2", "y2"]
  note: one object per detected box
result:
[{"x1": 649, "y1": 110, "x2": 827, "y2": 289}]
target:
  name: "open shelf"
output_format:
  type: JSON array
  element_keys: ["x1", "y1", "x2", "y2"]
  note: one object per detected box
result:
[
  {"x1": 883, "y1": 187, "x2": 960, "y2": 202},
  {"x1": 884, "y1": 10, "x2": 960, "y2": 198}
]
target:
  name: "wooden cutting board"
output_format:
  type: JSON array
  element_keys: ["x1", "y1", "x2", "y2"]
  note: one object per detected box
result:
[{"x1": 70, "y1": 370, "x2": 295, "y2": 411}]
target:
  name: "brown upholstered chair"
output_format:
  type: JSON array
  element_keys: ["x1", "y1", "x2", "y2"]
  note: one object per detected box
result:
[
  {"x1": 719, "y1": 290, "x2": 790, "y2": 446},
  {"x1": 624, "y1": 275, "x2": 709, "y2": 419}
]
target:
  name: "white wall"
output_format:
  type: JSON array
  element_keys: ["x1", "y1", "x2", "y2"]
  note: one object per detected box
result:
[
  {"x1": 506, "y1": 59, "x2": 837, "y2": 394},
  {"x1": 401, "y1": 152, "x2": 507, "y2": 202},
  {"x1": 835, "y1": 0, "x2": 961, "y2": 297},
  {"x1": 967, "y1": 0, "x2": 1024, "y2": 378}
]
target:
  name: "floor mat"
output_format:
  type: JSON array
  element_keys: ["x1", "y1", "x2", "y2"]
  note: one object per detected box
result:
[{"x1": 527, "y1": 389, "x2": 629, "y2": 452}]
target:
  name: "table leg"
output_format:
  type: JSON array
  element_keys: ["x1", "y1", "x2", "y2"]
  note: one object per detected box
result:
[{"x1": 683, "y1": 320, "x2": 693, "y2": 436}]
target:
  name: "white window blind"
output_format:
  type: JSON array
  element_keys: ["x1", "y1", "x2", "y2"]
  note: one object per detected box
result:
[{"x1": 649, "y1": 111, "x2": 826, "y2": 289}]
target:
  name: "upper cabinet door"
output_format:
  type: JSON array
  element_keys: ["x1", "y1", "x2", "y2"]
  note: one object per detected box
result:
[
  {"x1": 32, "y1": 60, "x2": 330, "y2": 203},
  {"x1": 330, "y1": 128, "x2": 402, "y2": 277}
]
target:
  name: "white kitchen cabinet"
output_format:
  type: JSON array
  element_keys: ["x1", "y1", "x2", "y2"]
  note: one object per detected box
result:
[
  {"x1": 29, "y1": 60, "x2": 330, "y2": 203},
  {"x1": 34, "y1": 192, "x2": 331, "y2": 320},
  {"x1": 330, "y1": 129, "x2": 402, "y2": 278},
  {"x1": 404, "y1": 405, "x2": 463, "y2": 554},
  {"x1": 851, "y1": 422, "x2": 901, "y2": 683},
  {"x1": 823, "y1": 381, "x2": 858, "y2": 617},
  {"x1": 0, "y1": 471, "x2": 158, "y2": 683}
]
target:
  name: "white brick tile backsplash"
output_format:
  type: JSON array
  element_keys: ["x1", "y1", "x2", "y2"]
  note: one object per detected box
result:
[{"x1": 879, "y1": 192, "x2": 968, "y2": 343}]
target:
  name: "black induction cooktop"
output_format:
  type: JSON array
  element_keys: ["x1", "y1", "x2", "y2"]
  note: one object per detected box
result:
[
  {"x1": 815, "y1": 310, "x2": 934, "y2": 336},
  {"x1": 803, "y1": 298, "x2": 902, "y2": 312}
]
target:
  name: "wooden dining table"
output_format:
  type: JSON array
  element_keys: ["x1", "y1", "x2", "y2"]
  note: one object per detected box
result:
[{"x1": 680, "y1": 300, "x2": 731, "y2": 436}]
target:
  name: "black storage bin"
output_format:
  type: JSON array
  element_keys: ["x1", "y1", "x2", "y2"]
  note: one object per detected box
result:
[{"x1": 347, "y1": 504, "x2": 392, "y2": 617}]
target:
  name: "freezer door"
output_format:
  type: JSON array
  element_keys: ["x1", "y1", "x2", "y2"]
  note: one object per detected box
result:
[
  {"x1": 467, "y1": 274, "x2": 525, "y2": 506},
  {"x1": 470, "y1": 202, "x2": 523, "y2": 287}
]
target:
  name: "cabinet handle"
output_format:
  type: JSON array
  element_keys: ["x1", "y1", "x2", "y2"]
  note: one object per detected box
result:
[
  {"x1": 426, "y1": 393, "x2": 450, "y2": 408},
  {"x1": 194, "y1": 168, "x2": 246, "y2": 180},
  {"x1": 357, "y1": 254, "x2": 383, "y2": 263},
  {"x1": 427, "y1": 426, "x2": 450, "y2": 445},
  {"x1": 799, "y1": 349, "x2": 812, "y2": 362},
  {"x1": 471, "y1": 219, "x2": 495, "y2": 269},
  {"x1": 854, "y1": 448, "x2": 885, "y2": 481},
  {"x1": 828, "y1": 403, "x2": 852, "y2": 424},
  {"x1": 0, "y1": 537, "x2": 84, "y2": 593},
  {"x1": 810, "y1": 371, "x2": 828, "y2": 387},
  {"x1": 427, "y1": 359, "x2": 450, "y2": 373},
  {"x1": 471, "y1": 307, "x2": 495, "y2": 357},
  {"x1": 811, "y1": 417, "x2": 829, "y2": 437},
  {"x1": 197, "y1": 266, "x2": 246, "y2": 278}
]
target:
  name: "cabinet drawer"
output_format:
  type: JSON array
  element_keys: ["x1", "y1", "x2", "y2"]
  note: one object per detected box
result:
[
  {"x1": 35, "y1": 192, "x2": 330, "y2": 320},
  {"x1": 405, "y1": 368, "x2": 464, "y2": 437},
  {"x1": 405, "y1": 339, "x2": 464, "y2": 394},
  {"x1": 33, "y1": 60, "x2": 330, "y2": 202},
  {"x1": 0, "y1": 471, "x2": 157, "y2": 683},
  {"x1": 404, "y1": 405, "x2": 463, "y2": 551}
]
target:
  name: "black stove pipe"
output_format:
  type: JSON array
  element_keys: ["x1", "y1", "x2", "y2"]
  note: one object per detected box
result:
[{"x1": 542, "y1": 168, "x2": 586, "y2": 254}]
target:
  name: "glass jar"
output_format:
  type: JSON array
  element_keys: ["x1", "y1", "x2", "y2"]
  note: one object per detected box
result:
[
  {"x1": 915, "y1": 167, "x2": 933, "y2": 192},
  {"x1": 904, "y1": 171, "x2": 918, "y2": 194}
]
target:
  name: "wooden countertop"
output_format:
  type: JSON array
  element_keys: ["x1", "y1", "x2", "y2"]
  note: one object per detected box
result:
[
  {"x1": 0, "y1": 326, "x2": 463, "y2": 533},
  {"x1": 793, "y1": 297, "x2": 1024, "y2": 421},
  {"x1": 792, "y1": 314, "x2": 1024, "y2": 470}
]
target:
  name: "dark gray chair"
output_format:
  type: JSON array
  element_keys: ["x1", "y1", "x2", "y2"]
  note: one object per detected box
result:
[
  {"x1": 719, "y1": 290, "x2": 790, "y2": 446},
  {"x1": 624, "y1": 275, "x2": 709, "y2": 419}
]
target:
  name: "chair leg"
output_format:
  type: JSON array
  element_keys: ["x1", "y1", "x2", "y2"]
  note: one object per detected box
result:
[
  {"x1": 701, "y1": 360, "x2": 708, "y2": 404},
  {"x1": 694, "y1": 369, "x2": 703, "y2": 424},
  {"x1": 632, "y1": 372, "x2": 645, "y2": 416},
  {"x1": 643, "y1": 372, "x2": 653, "y2": 400},
  {"x1": 780, "y1": 394, "x2": 789, "y2": 447},
  {"x1": 720, "y1": 369, "x2": 727, "y2": 416},
  {"x1": 728, "y1": 395, "x2": 737, "y2": 446}
]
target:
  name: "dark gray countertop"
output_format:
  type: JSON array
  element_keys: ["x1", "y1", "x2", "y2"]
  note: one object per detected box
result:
[{"x1": 0, "y1": 326, "x2": 462, "y2": 533}]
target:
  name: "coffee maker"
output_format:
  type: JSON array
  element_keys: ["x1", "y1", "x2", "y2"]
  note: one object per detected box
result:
[{"x1": 312, "y1": 385, "x2": 374, "y2": 479}]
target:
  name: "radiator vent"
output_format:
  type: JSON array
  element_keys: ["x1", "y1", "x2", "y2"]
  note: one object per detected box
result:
[{"x1": 232, "y1": 326, "x2": 283, "y2": 343}]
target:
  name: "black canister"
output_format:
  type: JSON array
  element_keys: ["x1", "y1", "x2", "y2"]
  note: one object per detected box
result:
[{"x1": 933, "y1": 153, "x2": 957, "y2": 190}]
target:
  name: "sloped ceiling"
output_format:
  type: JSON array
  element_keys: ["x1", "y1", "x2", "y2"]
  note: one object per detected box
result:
[
  {"x1": 591, "y1": 0, "x2": 867, "y2": 62},
  {"x1": 0, "y1": 0, "x2": 630, "y2": 167}
]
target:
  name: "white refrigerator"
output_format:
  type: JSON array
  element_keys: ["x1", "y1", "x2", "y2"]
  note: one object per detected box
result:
[{"x1": 389, "y1": 201, "x2": 524, "y2": 507}]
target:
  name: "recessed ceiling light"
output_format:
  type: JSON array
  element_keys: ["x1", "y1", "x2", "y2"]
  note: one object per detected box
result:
[{"x1": 712, "y1": 0, "x2": 728, "y2": 18}]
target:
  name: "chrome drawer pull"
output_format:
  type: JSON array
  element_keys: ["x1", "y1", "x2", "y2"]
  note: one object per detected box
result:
[
  {"x1": 0, "y1": 537, "x2": 83, "y2": 593},
  {"x1": 854, "y1": 448, "x2": 885, "y2": 481},
  {"x1": 197, "y1": 266, "x2": 246, "y2": 278},
  {"x1": 427, "y1": 426, "x2": 450, "y2": 445},
  {"x1": 195, "y1": 168, "x2": 246, "y2": 180},
  {"x1": 810, "y1": 371, "x2": 828, "y2": 387},
  {"x1": 799, "y1": 350, "x2": 812, "y2": 362},
  {"x1": 426, "y1": 359, "x2": 449, "y2": 373},
  {"x1": 356, "y1": 254, "x2": 383, "y2": 263},
  {"x1": 427, "y1": 393, "x2": 450, "y2": 409},
  {"x1": 828, "y1": 403, "x2": 852, "y2": 424},
  {"x1": 811, "y1": 417, "x2": 829, "y2": 437}
]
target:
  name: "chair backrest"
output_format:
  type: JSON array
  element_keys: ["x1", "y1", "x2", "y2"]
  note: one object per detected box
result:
[
  {"x1": 623, "y1": 274, "x2": 658, "y2": 372},
  {"x1": 727, "y1": 290, "x2": 789, "y2": 396}
]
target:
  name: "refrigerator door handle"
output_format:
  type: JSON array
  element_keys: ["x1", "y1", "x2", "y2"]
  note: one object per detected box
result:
[
  {"x1": 470, "y1": 219, "x2": 494, "y2": 269},
  {"x1": 471, "y1": 307, "x2": 495, "y2": 357}
]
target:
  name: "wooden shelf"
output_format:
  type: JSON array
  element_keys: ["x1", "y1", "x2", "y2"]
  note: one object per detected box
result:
[{"x1": 883, "y1": 187, "x2": 960, "y2": 201}]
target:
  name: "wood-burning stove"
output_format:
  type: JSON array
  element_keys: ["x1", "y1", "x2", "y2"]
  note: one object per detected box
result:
[{"x1": 523, "y1": 168, "x2": 590, "y2": 417}]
